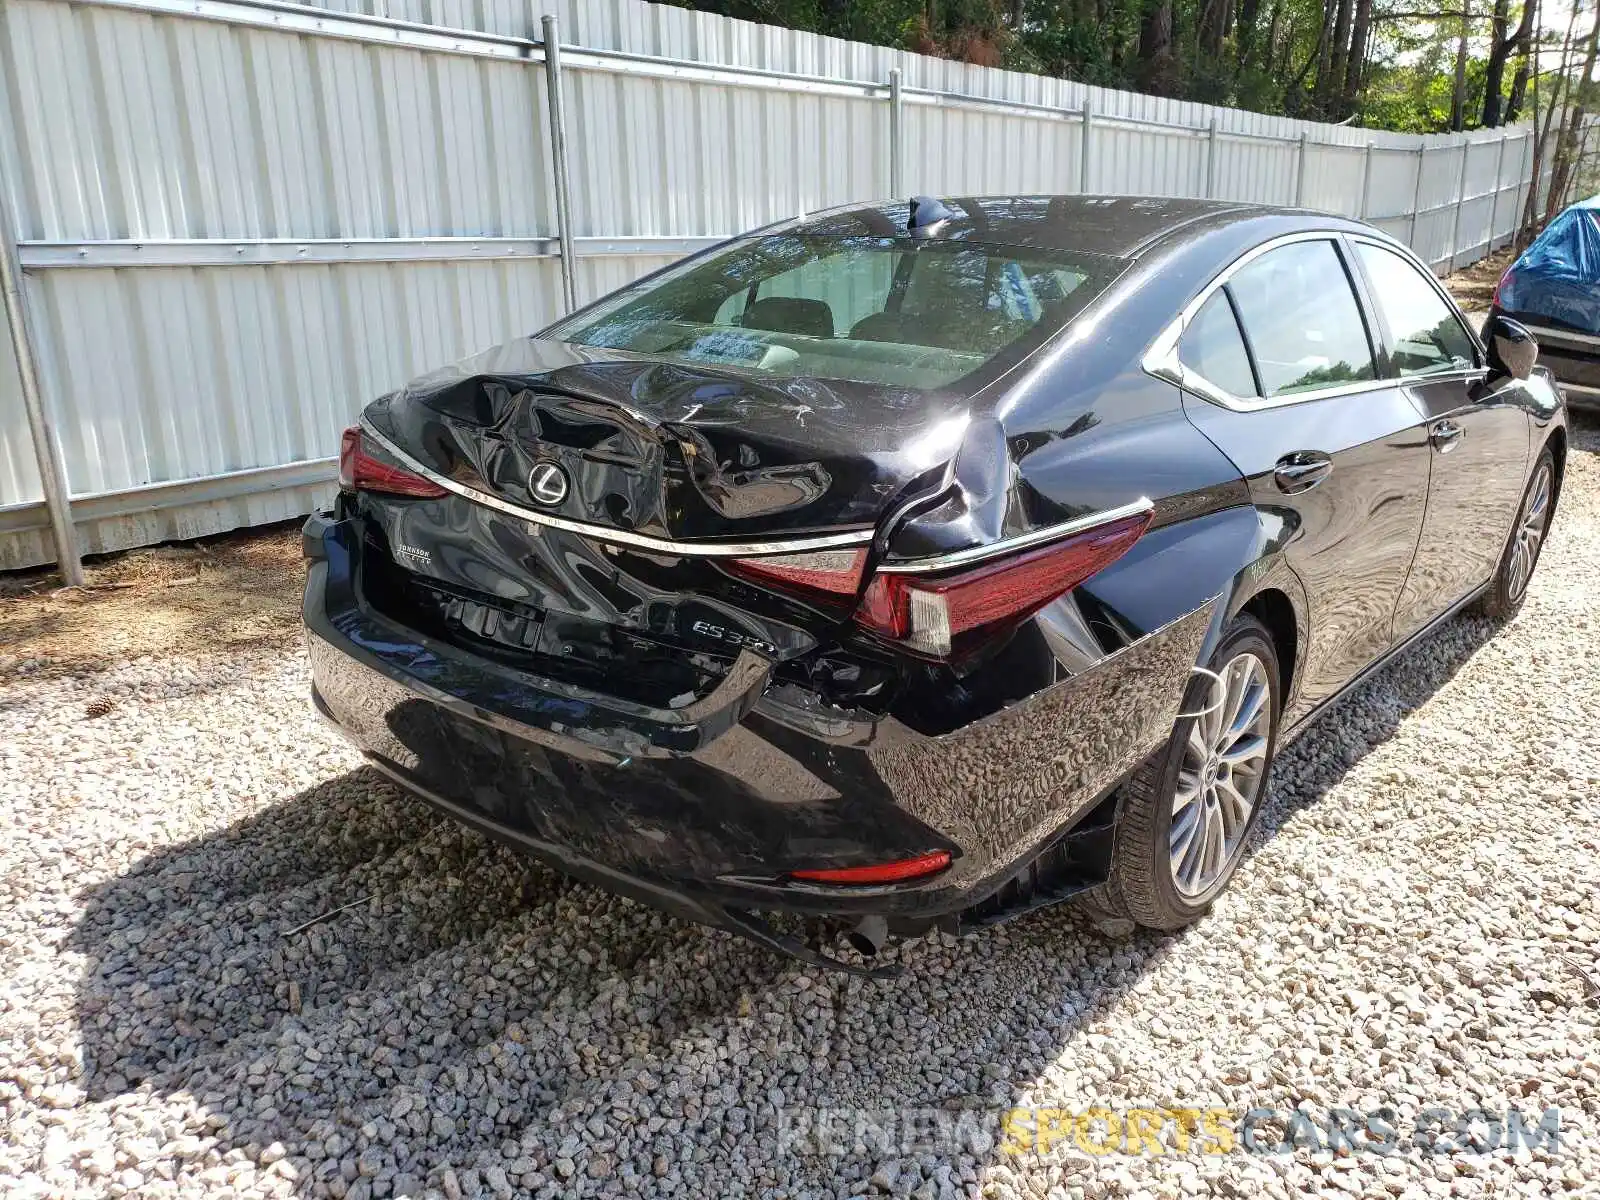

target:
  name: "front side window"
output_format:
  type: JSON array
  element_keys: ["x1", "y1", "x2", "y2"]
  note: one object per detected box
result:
[
  {"x1": 1178, "y1": 290, "x2": 1259, "y2": 399},
  {"x1": 1227, "y1": 239, "x2": 1377, "y2": 397},
  {"x1": 545, "y1": 235, "x2": 1122, "y2": 391},
  {"x1": 1354, "y1": 242, "x2": 1477, "y2": 377}
]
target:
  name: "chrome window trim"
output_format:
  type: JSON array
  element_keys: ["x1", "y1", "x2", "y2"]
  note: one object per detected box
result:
[
  {"x1": 1142, "y1": 231, "x2": 1375, "y2": 411},
  {"x1": 357, "y1": 419, "x2": 874, "y2": 557},
  {"x1": 875, "y1": 496, "x2": 1155, "y2": 575},
  {"x1": 1142, "y1": 228, "x2": 1485, "y2": 412}
]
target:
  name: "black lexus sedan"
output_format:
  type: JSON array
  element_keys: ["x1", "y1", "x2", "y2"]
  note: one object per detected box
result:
[{"x1": 303, "y1": 196, "x2": 1565, "y2": 973}]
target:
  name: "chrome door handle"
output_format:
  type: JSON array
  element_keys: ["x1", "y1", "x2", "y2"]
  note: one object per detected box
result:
[
  {"x1": 1431, "y1": 420, "x2": 1465, "y2": 453},
  {"x1": 1273, "y1": 452, "x2": 1333, "y2": 494}
]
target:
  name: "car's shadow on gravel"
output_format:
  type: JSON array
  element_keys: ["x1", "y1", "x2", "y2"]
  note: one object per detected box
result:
[
  {"x1": 1248, "y1": 610, "x2": 1501, "y2": 849},
  {"x1": 66, "y1": 758, "x2": 1164, "y2": 1193},
  {"x1": 62, "y1": 598, "x2": 1512, "y2": 1196}
]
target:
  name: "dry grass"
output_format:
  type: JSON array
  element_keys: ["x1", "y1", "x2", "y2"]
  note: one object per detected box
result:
[
  {"x1": 0, "y1": 522, "x2": 305, "y2": 678},
  {"x1": 1443, "y1": 245, "x2": 1515, "y2": 316}
]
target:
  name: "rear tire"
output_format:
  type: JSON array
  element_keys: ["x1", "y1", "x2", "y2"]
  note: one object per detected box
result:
[
  {"x1": 1094, "y1": 614, "x2": 1281, "y2": 930},
  {"x1": 1477, "y1": 447, "x2": 1556, "y2": 622}
]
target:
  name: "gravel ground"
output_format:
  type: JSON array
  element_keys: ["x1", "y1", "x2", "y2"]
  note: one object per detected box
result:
[{"x1": 3, "y1": 423, "x2": 1599, "y2": 1200}]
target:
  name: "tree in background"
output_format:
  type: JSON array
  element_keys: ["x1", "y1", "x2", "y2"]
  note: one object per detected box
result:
[
  {"x1": 669, "y1": 0, "x2": 1596, "y2": 137},
  {"x1": 1547, "y1": 0, "x2": 1600, "y2": 211},
  {"x1": 1483, "y1": 0, "x2": 1537, "y2": 125}
]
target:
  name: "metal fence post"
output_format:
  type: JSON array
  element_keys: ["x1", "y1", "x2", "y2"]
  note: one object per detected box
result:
[
  {"x1": 0, "y1": 156, "x2": 82, "y2": 584},
  {"x1": 1525, "y1": 127, "x2": 1541, "y2": 227},
  {"x1": 1205, "y1": 116, "x2": 1219, "y2": 199},
  {"x1": 1523, "y1": 129, "x2": 1535, "y2": 222},
  {"x1": 1448, "y1": 136, "x2": 1471, "y2": 270},
  {"x1": 1512, "y1": 131, "x2": 1529, "y2": 239},
  {"x1": 1359, "y1": 143, "x2": 1373, "y2": 218},
  {"x1": 540, "y1": 14, "x2": 577, "y2": 315},
  {"x1": 1295, "y1": 132, "x2": 1309, "y2": 206},
  {"x1": 1409, "y1": 144, "x2": 1427, "y2": 250},
  {"x1": 1079, "y1": 97, "x2": 1093, "y2": 194},
  {"x1": 1491, "y1": 132, "x2": 1509, "y2": 247},
  {"x1": 887, "y1": 68, "x2": 903, "y2": 200}
]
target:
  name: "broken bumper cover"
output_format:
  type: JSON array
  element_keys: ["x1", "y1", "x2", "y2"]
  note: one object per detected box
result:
[{"x1": 303, "y1": 512, "x2": 1213, "y2": 939}]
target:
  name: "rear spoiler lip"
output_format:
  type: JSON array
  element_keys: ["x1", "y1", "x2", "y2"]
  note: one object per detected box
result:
[{"x1": 358, "y1": 417, "x2": 874, "y2": 558}]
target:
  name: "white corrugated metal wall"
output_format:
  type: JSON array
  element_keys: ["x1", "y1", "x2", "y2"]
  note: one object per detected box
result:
[{"x1": 0, "y1": 0, "x2": 1555, "y2": 570}]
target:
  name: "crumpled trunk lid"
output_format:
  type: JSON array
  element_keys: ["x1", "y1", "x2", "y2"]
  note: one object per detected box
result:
[
  {"x1": 346, "y1": 336, "x2": 969, "y2": 708},
  {"x1": 361, "y1": 336, "x2": 970, "y2": 544}
]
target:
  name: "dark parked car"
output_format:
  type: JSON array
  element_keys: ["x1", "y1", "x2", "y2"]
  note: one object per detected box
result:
[
  {"x1": 304, "y1": 196, "x2": 1564, "y2": 973},
  {"x1": 1489, "y1": 194, "x2": 1600, "y2": 409}
]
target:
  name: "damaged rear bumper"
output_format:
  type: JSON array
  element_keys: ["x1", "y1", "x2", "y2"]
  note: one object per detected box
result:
[{"x1": 303, "y1": 512, "x2": 1213, "y2": 960}]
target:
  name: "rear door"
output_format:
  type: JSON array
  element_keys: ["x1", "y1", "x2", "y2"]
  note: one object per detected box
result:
[
  {"x1": 1349, "y1": 237, "x2": 1530, "y2": 639},
  {"x1": 1170, "y1": 235, "x2": 1433, "y2": 719}
]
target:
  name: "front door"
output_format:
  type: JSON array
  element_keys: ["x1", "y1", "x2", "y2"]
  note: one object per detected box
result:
[
  {"x1": 1348, "y1": 239, "x2": 1532, "y2": 640},
  {"x1": 1172, "y1": 237, "x2": 1433, "y2": 721}
]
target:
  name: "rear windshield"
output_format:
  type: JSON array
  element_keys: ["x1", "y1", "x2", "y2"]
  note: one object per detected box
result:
[{"x1": 543, "y1": 235, "x2": 1124, "y2": 390}]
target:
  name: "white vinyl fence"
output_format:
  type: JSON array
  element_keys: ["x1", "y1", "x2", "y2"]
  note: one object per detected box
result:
[{"x1": 0, "y1": 0, "x2": 1555, "y2": 572}]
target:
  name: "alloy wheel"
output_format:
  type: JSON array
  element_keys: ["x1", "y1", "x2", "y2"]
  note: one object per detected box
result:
[
  {"x1": 1507, "y1": 460, "x2": 1552, "y2": 603},
  {"x1": 1170, "y1": 652, "x2": 1272, "y2": 898}
]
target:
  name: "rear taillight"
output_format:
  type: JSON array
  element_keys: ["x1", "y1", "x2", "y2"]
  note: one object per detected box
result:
[
  {"x1": 726, "y1": 505, "x2": 1149, "y2": 658},
  {"x1": 855, "y1": 507, "x2": 1153, "y2": 657},
  {"x1": 338, "y1": 426, "x2": 447, "y2": 499},
  {"x1": 1493, "y1": 268, "x2": 1515, "y2": 309},
  {"x1": 726, "y1": 548, "x2": 868, "y2": 599}
]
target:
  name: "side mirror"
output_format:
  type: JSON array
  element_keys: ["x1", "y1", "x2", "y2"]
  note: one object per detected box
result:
[{"x1": 1484, "y1": 314, "x2": 1538, "y2": 381}]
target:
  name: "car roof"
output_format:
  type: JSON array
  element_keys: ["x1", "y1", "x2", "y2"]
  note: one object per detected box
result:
[{"x1": 777, "y1": 195, "x2": 1305, "y2": 259}]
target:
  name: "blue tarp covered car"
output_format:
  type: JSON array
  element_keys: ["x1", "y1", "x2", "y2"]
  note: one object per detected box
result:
[{"x1": 1490, "y1": 195, "x2": 1600, "y2": 408}]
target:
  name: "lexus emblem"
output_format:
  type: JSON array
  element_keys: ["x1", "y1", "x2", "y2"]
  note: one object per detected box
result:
[{"x1": 527, "y1": 461, "x2": 569, "y2": 506}]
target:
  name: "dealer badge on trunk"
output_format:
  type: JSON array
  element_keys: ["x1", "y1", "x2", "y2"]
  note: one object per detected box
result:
[{"x1": 528, "y1": 462, "x2": 569, "y2": 506}]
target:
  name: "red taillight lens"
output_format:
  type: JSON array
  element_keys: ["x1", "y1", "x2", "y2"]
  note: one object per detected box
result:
[
  {"x1": 1493, "y1": 268, "x2": 1514, "y2": 308},
  {"x1": 855, "y1": 508, "x2": 1152, "y2": 657},
  {"x1": 726, "y1": 548, "x2": 867, "y2": 600},
  {"x1": 338, "y1": 425, "x2": 447, "y2": 499},
  {"x1": 790, "y1": 850, "x2": 952, "y2": 885}
]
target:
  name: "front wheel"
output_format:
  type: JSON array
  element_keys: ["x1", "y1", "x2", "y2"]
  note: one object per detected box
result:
[
  {"x1": 1478, "y1": 447, "x2": 1556, "y2": 621},
  {"x1": 1095, "y1": 614, "x2": 1281, "y2": 930}
]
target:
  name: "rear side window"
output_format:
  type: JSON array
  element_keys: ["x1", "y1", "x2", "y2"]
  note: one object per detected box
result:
[
  {"x1": 1228, "y1": 240, "x2": 1376, "y2": 397},
  {"x1": 1179, "y1": 291, "x2": 1258, "y2": 398},
  {"x1": 1354, "y1": 242, "x2": 1477, "y2": 376}
]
